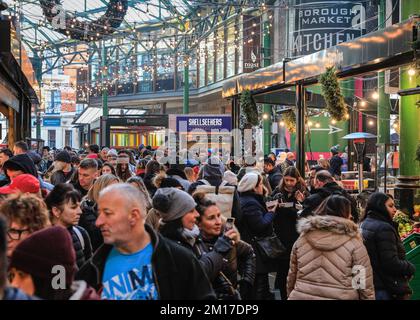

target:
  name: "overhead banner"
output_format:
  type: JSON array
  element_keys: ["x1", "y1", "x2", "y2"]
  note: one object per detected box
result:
[
  {"x1": 291, "y1": 0, "x2": 366, "y2": 57},
  {"x1": 243, "y1": 15, "x2": 261, "y2": 72},
  {"x1": 76, "y1": 68, "x2": 89, "y2": 104}
]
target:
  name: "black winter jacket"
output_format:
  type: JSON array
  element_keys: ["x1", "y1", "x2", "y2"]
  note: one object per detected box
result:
[
  {"x1": 76, "y1": 224, "x2": 215, "y2": 300},
  {"x1": 79, "y1": 199, "x2": 103, "y2": 252},
  {"x1": 267, "y1": 167, "x2": 282, "y2": 191},
  {"x1": 329, "y1": 155, "x2": 343, "y2": 177},
  {"x1": 195, "y1": 234, "x2": 256, "y2": 299},
  {"x1": 360, "y1": 211, "x2": 415, "y2": 298},
  {"x1": 68, "y1": 226, "x2": 93, "y2": 269},
  {"x1": 271, "y1": 188, "x2": 302, "y2": 256},
  {"x1": 50, "y1": 167, "x2": 75, "y2": 185},
  {"x1": 239, "y1": 192, "x2": 277, "y2": 273},
  {"x1": 300, "y1": 182, "x2": 359, "y2": 221}
]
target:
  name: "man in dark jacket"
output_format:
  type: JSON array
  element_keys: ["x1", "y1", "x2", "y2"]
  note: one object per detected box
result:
[
  {"x1": 301, "y1": 170, "x2": 358, "y2": 222},
  {"x1": 263, "y1": 157, "x2": 282, "y2": 191},
  {"x1": 329, "y1": 145, "x2": 343, "y2": 178},
  {"x1": 76, "y1": 183, "x2": 215, "y2": 300},
  {"x1": 50, "y1": 151, "x2": 76, "y2": 185}
]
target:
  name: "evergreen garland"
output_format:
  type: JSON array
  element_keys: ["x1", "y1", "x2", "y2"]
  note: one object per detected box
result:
[
  {"x1": 240, "y1": 89, "x2": 259, "y2": 127},
  {"x1": 283, "y1": 109, "x2": 296, "y2": 133},
  {"x1": 319, "y1": 67, "x2": 347, "y2": 121}
]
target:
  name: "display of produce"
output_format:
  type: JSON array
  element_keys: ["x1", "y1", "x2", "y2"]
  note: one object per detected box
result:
[{"x1": 393, "y1": 211, "x2": 418, "y2": 240}]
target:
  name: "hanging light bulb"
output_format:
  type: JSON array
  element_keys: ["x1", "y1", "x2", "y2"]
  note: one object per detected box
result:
[
  {"x1": 345, "y1": 113, "x2": 350, "y2": 120},
  {"x1": 408, "y1": 67, "x2": 416, "y2": 76},
  {"x1": 393, "y1": 123, "x2": 398, "y2": 129},
  {"x1": 368, "y1": 119, "x2": 375, "y2": 126},
  {"x1": 307, "y1": 121, "x2": 313, "y2": 127},
  {"x1": 262, "y1": 113, "x2": 269, "y2": 120},
  {"x1": 315, "y1": 122, "x2": 321, "y2": 128},
  {"x1": 279, "y1": 121, "x2": 285, "y2": 127},
  {"x1": 331, "y1": 119, "x2": 337, "y2": 125},
  {"x1": 360, "y1": 100, "x2": 366, "y2": 107},
  {"x1": 372, "y1": 91, "x2": 379, "y2": 100}
]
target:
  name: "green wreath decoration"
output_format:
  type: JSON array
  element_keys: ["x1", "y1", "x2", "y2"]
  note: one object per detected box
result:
[
  {"x1": 40, "y1": 0, "x2": 128, "y2": 41},
  {"x1": 319, "y1": 67, "x2": 347, "y2": 121}
]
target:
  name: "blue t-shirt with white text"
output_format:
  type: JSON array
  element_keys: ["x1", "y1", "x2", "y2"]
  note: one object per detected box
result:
[{"x1": 101, "y1": 243, "x2": 158, "y2": 300}]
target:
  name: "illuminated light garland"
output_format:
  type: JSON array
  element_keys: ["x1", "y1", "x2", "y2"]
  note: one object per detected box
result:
[{"x1": 39, "y1": 0, "x2": 128, "y2": 41}]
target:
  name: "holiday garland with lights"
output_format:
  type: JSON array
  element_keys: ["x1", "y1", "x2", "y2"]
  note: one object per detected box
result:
[
  {"x1": 319, "y1": 66, "x2": 347, "y2": 121},
  {"x1": 39, "y1": 0, "x2": 128, "y2": 41}
]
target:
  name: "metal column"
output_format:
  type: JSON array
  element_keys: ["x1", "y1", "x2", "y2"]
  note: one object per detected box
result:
[{"x1": 296, "y1": 83, "x2": 306, "y2": 176}]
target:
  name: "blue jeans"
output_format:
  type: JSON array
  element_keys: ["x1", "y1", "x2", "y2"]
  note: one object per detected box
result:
[{"x1": 376, "y1": 290, "x2": 392, "y2": 300}]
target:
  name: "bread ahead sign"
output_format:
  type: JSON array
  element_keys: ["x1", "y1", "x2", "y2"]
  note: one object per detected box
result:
[{"x1": 292, "y1": 0, "x2": 366, "y2": 56}]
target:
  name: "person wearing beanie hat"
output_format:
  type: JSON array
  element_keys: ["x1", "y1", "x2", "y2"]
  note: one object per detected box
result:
[
  {"x1": 154, "y1": 188, "x2": 233, "y2": 283},
  {"x1": 0, "y1": 174, "x2": 40, "y2": 195},
  {"x1": 49, "y1": 151, "x2": 75, "y2": 186},
  {"x1": 329, "y1": 144, "x2": 343, "y2": 178},
  {"x1": 153, "y1": 188, "x2": 197, "y2": 223},
  {"x1": 238, "y1": 172, "x2": 279, "y2": 300},
  {"x1": 223, "y1": 170, "x2": 238, "y2": 186},
  {"x1": 3, "y1": 153, "x2": 37, "y2": 179},
  {"x1": 76, "y1": 183, "x2": 215, "y2": 300},
  {"x1": 237, "y1": 172, "x2": 260, "y2": 193},
  {"x1": 9, "y1": 226, "x2": 99, "y2": 300}
]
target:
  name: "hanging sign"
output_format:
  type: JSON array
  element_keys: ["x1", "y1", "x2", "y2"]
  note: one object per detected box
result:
[{"x1": 291, "y1": 0, "x2": 366, "y2": 56}]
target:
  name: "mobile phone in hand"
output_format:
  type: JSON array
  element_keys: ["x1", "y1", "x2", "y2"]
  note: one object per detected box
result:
[{"x1": 225, "y1": 217, "x2": 235, "y2": 232}]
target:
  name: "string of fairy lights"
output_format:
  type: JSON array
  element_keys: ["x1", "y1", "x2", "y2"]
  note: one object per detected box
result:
[{"x1": 3, "y1": 0, "x2": 415, "y2": 129}]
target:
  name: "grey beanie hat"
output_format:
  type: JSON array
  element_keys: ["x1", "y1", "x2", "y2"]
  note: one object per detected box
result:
[
  {"x1": 203, "y1": 156, "x2": 224, "y2": 178},
  {"x1": 152, "y1": 188, "x2": 196, "y2": 222}
]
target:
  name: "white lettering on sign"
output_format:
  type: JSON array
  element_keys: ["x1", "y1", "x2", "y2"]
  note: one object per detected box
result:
[
  {"x1": 126, "y1": 118, "x2": 147, "y2": 124},
  {"x1": 293, "y1": 1, "x2": 365, "y2": 56},
  {"x1": 188, "y1": 118, "x2": 223, "y2": 127}
]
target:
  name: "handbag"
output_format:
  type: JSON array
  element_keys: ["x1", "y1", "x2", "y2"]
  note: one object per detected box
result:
[{"x1": 253, "y1": 233, "x2": 287, "y2": 260}]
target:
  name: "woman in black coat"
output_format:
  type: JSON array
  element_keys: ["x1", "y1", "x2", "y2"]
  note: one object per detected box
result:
[
  {"x1": 271, "y1": 166, "x2": 309, "y2": 300},
  {"x1": 238, "y1": 172, "x2": 278, "y2": 300},
  {"x1": 153, "y1": 187, "x2": 234, "y2": 283},
  {"x1": 194, "y1": 192, "x2": 256, "y2": 300},
  {"x1": 360, "y1": 192, "x2": 415, "y2": 300}
]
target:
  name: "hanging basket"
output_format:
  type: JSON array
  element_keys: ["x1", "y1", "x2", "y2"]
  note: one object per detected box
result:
[
  {"x1": 319, "y1": 67, "x2": 347, "y2": 121},
  {"x1": 240, "y1": 90, "x2": 259, "y2": 127}
]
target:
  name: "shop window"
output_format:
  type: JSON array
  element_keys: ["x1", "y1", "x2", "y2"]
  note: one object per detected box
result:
[
  {"x1": 215, "y1": 29, "x2": 225, "y2": 82},
  {"x1": 48, "y1": 130, "x2": 56, "y2": 149},
  {"x1": 226, "y1": 22, "x2": 236, "y2": 78},
  {"x1": 65, "y1": 130, "x2": 72, "y2": 147}
]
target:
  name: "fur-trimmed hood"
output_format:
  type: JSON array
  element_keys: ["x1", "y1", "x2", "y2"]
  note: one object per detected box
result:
[{"x1": 297, "y1": 215, "x2": 361, "y2": 251}]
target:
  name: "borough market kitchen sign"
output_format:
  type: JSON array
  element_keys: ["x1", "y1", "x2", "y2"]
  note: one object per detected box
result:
[{"x1": 291, "y1": 0, "x2": 366, "y2": 56}]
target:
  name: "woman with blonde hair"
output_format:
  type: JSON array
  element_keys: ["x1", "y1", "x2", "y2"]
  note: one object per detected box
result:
[
  {"x1": 79, "y1": 174, "x2": 120, "y2": 251},
  {"x1": 184, "y1": 167, "x2": 198, "y2": 183}
]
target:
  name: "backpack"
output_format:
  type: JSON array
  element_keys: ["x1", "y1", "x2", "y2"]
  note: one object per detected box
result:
[
  {"x1": 195, "y1": 180, "x2": 235, "y2": 219},
  {"x1": 73, "y1": 226, "x2": 85, "y2": 251}
]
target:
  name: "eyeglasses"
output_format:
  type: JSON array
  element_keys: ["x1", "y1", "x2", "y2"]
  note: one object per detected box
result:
[{"x1": 7, "y1": 228, "x2": 30, "y2": 241}]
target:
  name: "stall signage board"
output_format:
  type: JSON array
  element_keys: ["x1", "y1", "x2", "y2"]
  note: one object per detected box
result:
[
  {"x1": 42, "y1": 118, "x2": 61, "y2": 127},
  {"x1": 176, "y1": 116, "x2": 232, "y2": 133},
  {"x1": 108, "y1": 116, "x2": 168, "y2": 127},
  {"x1": 291, "y1": 0, "x2": 366, "y2": 56}
]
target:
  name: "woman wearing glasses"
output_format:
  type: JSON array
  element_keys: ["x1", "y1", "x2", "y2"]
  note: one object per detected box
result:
[{"x1": 0, "y1": 193, "x2": 50, "y2": 258}]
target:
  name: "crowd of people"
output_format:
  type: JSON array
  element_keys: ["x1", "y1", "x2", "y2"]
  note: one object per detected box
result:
[{"x1": 0, "y1": 141, "x2": 415, "y2": 300}]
